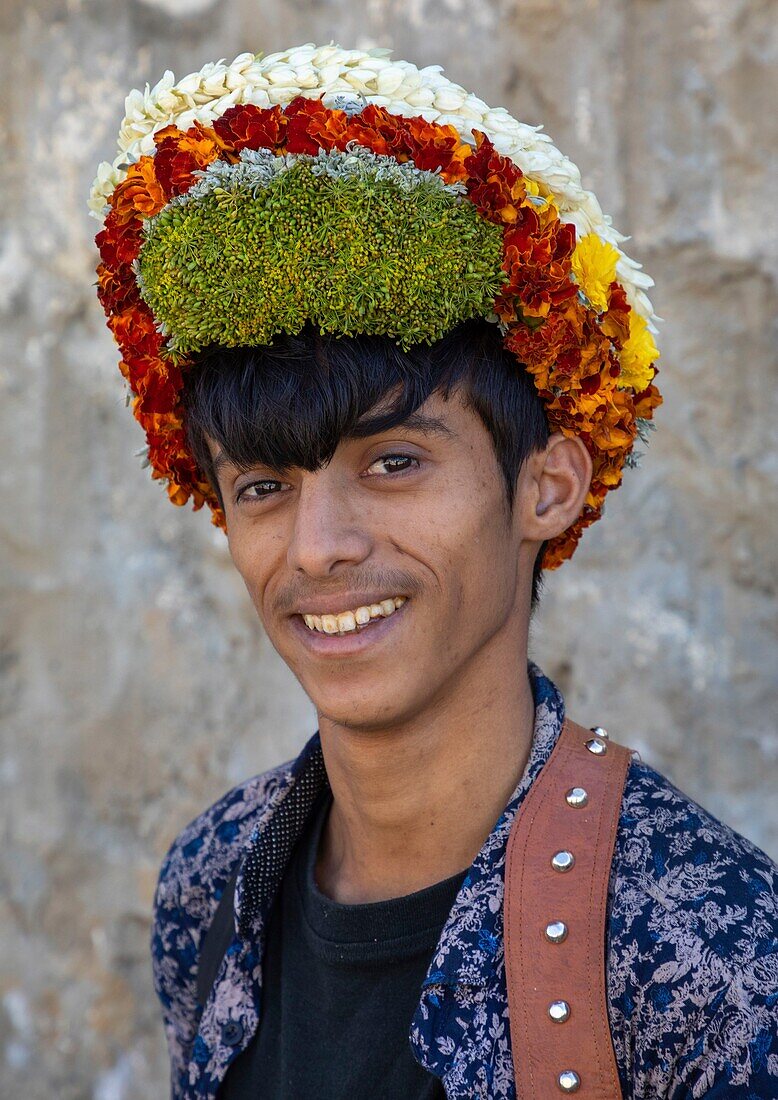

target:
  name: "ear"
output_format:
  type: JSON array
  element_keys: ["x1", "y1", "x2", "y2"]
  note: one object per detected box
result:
[{"x1": 517, "y1": 431, "x2": 593, "y2": 544}]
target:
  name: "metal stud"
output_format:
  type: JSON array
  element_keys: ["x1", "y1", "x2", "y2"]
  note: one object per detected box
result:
[
  {"x1": 548, "y1": 999, "x2": 570, "y2": 1022},
  {"x1": 584, "y1": 737, "x2": 608, "y2": 755},
  {"x1": 545, "y1": 919, "x2": 568, "y2": 943},
  {"x1": 565, "y1": 786, "x2": 588, "y2": 808},
  {"x1": 558, "y1": 1069, "x2": 581, "y2": 1092},
  {"x1": 591, "y1": 725, "x2": 609, "y2": 740},
  {"x1": 551, "y1": 850, "x2": 575, "y2": 872}
]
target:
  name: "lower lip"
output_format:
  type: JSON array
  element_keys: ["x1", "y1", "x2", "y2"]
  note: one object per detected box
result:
[{"x1": 288, "y1": 602, "x2": 409, "y2": 657}]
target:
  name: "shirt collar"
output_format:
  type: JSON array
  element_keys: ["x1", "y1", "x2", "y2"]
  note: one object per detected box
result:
[{"x1": 234, "y1": 659, "x2": 567, "y2": 968}]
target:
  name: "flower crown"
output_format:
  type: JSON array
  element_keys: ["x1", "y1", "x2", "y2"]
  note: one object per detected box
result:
[{"x1": 89, "y1": 42, "x2": 663, "y2": 569}]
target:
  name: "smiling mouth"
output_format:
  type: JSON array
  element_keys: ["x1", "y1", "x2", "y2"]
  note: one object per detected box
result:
[{"x1": 301, "y1": 597, "x2": 407, "y2": 636}]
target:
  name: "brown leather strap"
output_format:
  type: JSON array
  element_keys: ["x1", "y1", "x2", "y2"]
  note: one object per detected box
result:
[{"x1": 504, "y1": 717, "x2": 633, "y2": 1097}]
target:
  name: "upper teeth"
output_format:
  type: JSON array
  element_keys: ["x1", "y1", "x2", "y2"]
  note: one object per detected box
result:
[{"x1": 303, "y1": 597, "x2": 407, "y2": 635}]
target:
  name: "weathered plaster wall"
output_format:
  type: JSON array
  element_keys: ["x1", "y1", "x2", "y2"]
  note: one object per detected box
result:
[{"x1": 1, "y1": 0, "x2": 775, "y2": 1094}]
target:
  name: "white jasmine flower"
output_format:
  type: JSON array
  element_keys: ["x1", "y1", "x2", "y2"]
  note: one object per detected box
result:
[
  {"x1": 433, "y1": 87, "x2": 467, "y2": 112},
  {"x1": 376, "y1": 68, "x2": 407, "y2": 97},
  {"x1": 243, "y1": 86, "x2": 272, "y2": 108},
  {"x1": 287, "y1": 47, "x2": 318, "y2": 67},
  {"x1": 201, "y1": 73, "x2": 230, "y2": 97},
  {"x1": 266, "y1": 65, "x2": 298, "y2": 87},
  {"x1": 176, "y1": 70, "x2": 206, "y2": 97},
  {"x1": 404, "y1": 87, "x2": 436, "y2": 108},
  {"x1": 87, "y1": 161, "x2": 123, "y2": 219}
]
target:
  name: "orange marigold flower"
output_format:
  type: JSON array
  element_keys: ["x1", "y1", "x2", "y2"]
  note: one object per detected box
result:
[
  {"x1": 588, "y1": 388, "x2": 637, "y2": 454},
  {"x1": 498, "y1": 214, "x2": 577, "y2": 316},
  {"x1": 575, "y1": 329, "x2": 620, "y2": 386},
  {"x1": 593, "y1": 450, "x2": 628, "y2": 490},
  {"x1": 503, "y1": 307, "x2": 576, "y2": 375},
  {"x1": 584, "y1": 479, "x2": 609, "y2": 512},
  {"x1": 633, "y1": 380, "x2": 663, "y2": 421},
  {"x1": 502, "y1": 318, "x2": 554, "y2": 372},
  {"x1": 599, "y1": 280, "x2": 631, "y2": 349},
  {"x1": 110, "y1": 157, "x2": 166, "y2": 223},
  {"x1": 165, "y1": 483, "x2": 189, "y2": 506},
  {"x1": 505, "y1": 297, "x2": 600, "y2": 393},
  {"x1": 108, "y1": 304, "x2": 163, "y2": 361},
  {"x1": 395, "y1": 114, "x2": 472, "y2": 182},
  {"x1": 544, "y1": 390, "x2": 610, "y2": 442},
  {"x1": 543, "y1": 513, "x2": 594, "y2": 570}
]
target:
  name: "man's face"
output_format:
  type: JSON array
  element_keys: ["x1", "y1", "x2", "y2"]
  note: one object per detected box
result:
[{"x1": 209, "y1": 389, "x2": 538, "y2": 730}]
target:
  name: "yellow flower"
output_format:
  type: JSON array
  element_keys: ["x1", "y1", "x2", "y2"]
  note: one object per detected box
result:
[
  {"x1": 618, "y1": 311, "x2": 659, "y2": 392},
  {"x1": 523, "y1": 177, "x2": 560, "y2": 229},
  {"x1": 571, "y1": 232, "x2": 619, "y2": 313}
]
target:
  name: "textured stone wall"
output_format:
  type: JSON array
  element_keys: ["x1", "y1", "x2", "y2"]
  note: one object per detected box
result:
[{"x1": 1, "y1": 1, "x2": 775, "y2": 1094}]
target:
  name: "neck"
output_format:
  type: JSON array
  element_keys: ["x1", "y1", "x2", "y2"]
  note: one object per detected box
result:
[{"x1": 315, "y1": 634, "x2": 536, "y2": 904}]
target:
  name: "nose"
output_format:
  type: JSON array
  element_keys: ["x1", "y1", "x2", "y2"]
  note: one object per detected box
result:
[{"x1": 286, "y1": 467, "x2": 373, "y2": 578}]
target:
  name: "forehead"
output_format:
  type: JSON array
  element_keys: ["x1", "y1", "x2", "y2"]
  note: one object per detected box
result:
[{"x1": 205, "y1": 386, "x2": 481, "y2": 468}]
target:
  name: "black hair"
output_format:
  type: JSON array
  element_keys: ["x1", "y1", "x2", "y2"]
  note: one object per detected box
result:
[{"x1": 182, "y1": 317, "x2": 550, "y2": 612}]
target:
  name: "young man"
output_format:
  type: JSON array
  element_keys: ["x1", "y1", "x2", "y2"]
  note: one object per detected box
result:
[{"x1": 89, "y1": 45, "x2": 777, "y2": 1099}]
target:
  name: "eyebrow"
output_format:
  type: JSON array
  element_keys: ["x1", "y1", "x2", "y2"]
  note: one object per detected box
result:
[
  {"x1": 210, "y1": 411, "x2": 455, "y2": 478},
  {"x1": 349, "y1": 410, "x2": 456, "y2": 441},
  {"x1": 212, "y1": 450, "x2": 238, "y2": 478}
]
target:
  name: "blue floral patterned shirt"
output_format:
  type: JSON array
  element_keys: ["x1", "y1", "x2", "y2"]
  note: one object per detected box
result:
[{"x1": 151, "y1": 661, "x2": 778, "y2": 1098}]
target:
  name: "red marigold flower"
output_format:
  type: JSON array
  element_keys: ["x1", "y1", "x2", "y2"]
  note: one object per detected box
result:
[
  {"x1": 96, "y1": 263, "x2": 139, "y2": 315},
  {"x1": 153, "y1": 122, "x2": 222, "y2": 198},
  {"x1": 212, "y1": 104, "x2": 288, "y2": 154},
  {"x1": 347, "y1": 104, "x2": 416, "y2": 161},
  {"x1": 123, "y1": 355, "x2": 182, "y2": 415},
  {"x1": 95, "y1": 211, "x2": 143, "y2": 269},
  {"x1": 283, "y1": 95, "x2": 346, "y2": 154},
  {"x1": 340, "y1": 105, "x2": 472, "y2": 182},
  {"x1": 465, "y1": 131, "x2": 529, "y2": 224},
  {"x1": 135, "y1": 361, "x2": 183, "y2": 415}
]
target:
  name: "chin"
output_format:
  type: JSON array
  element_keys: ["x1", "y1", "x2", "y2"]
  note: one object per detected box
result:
[{"x1": 308, "y1": 682, "x2": 423, "y2": 733}]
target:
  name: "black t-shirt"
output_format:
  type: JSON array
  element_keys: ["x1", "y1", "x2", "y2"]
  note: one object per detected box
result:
[{"x1": 218, "y1": 787, "x2": 468, "y2": 1098}]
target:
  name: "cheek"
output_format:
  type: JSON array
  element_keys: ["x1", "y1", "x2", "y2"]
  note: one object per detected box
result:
[
  {"x1": 408, "y1": 472, "x2": 516, "y2": 614},
  {"x1": 226, "y1": 529, "x2": 272, "y2": 610},
  {"x1": 451, "y1": 479, "x2": 517, "y2": 604}
]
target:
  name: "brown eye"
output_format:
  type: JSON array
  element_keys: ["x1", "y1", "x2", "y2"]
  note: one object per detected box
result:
[
  {"x1": 366, "y1": 454, "x2": 420, "y2": 476},
  {"x1": 236, "y1": 480, "x2": 290, "y2": 504}
]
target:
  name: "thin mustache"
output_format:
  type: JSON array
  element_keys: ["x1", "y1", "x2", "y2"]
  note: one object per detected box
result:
[{"x1": 274, "y1": 571, "x2": 424, "y2": 616}]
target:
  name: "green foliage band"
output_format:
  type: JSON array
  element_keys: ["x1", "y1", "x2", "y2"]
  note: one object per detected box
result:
[{"x1": 137, "y1": 147, "x2": 508, "y2": 354}]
